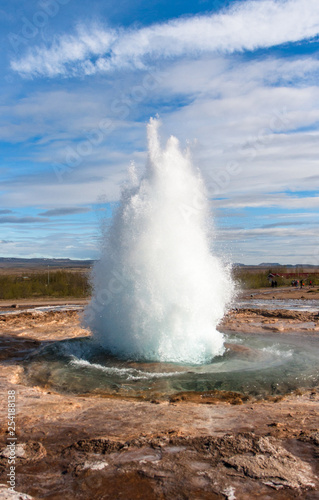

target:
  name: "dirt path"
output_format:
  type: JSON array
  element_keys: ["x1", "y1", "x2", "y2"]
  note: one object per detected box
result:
[
  {"x1": 241, "y1": 286, "x2": 319, "y2": 301},
  {"x1": 0, "y1": 298, "x2": 89, "y2": 310}
]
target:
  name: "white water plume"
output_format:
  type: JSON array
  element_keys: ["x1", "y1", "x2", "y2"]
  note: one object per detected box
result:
[{"x1": 84, "y1": 118, "x2": 234, "y2": 364}]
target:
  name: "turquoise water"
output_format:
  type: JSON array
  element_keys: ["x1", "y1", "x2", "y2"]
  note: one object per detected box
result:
[
  {"x1": 238, "y1": 298, "x2": 319, "y2": 312},
  {"x1": 23, "y1": 331, "x2": 319, "y2": 399}
]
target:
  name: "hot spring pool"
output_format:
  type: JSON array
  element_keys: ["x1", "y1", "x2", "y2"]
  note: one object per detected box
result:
[{"x1": 22, "y1": 331, "x2": 319, "y2": 400}]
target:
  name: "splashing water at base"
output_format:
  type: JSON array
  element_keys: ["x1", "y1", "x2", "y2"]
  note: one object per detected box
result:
[
  {"x1": 84, "y1": 119, "x2": 234, "y2": 364},
  {"x1": 23, "y1": 332, "x2": 319, "y2": 399}
]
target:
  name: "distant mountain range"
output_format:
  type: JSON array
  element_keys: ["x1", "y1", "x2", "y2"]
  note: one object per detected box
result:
[
  {"x1": 0, "y1": 258, "x2": 317, "y2": 269},
  {"x1": 233, "y1": 262, "x2": 318, "y2": 268},
  {"x1": 0, "y1": 258, "x2": 94, "y2": 268}
]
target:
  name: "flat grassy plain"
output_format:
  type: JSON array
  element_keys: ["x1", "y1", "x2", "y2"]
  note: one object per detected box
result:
[
  {"x1": 0, "y1": 262, "x2": 319, "y2": 300},
  {"x1": 233, "y1": 267, "x2": 319, "y2": 289},
  {"x1": 0, "y1": 267, "x2": 91, "y2": 300}
]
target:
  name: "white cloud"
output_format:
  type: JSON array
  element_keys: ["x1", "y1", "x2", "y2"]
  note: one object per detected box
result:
[
  {"x1": 0, "y1": 216, "x2": 49, "y2": 224},
  {"x1": 11, "y1": 25, "x2": 115, "y2": 77},
  {"x1": 10, "y1": 0, "x2": 319, "y2": 78},
  {"x1": 39, "y1": 207, "x2": 92, "y2": 217},
  {"x1": 214, "y1": 224, "x2": 319, "y2": 265},
  {"x1": 0, "y1": 232, "x2": 99, "y2": 260},
  {"x1": 4, "y1": 50, "x2": 319, "y2": 216},
  {"x1": 212, "y1": 194, "x2": 319, "y2": 210},
  {"x1": 145, "y1": 54, "x2": 319, "y2": 200},
  {"x1": 157, "y1": 56, "x2": 319, "y2": 97},
  {"x1": 5, "y1": 0, "x2": 319, "y2": 263}
]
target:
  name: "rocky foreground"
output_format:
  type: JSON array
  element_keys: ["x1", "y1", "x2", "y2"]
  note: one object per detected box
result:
[{"x1": 0, "y1": 308, "x2": 318, "y2": 499}]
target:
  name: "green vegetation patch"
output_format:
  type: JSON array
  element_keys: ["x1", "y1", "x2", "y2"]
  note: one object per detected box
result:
[
  {"x1": 0, "y1": 271, "x2": 91, "y2": 300},
  {"x1": 233, "y1": 269, "x2": 319, "y2": 289}
]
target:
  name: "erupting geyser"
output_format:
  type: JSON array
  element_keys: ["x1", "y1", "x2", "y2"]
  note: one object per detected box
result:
[{"x1": 84, "y1": 119, "x2": 234, "y2": 364}]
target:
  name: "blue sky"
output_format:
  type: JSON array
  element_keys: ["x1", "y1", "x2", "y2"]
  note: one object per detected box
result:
[{"x1": 1, "y1": 0, "x2": 319, "y2": 264}]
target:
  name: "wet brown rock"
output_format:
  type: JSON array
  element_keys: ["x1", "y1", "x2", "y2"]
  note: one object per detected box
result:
[
  {"x1": 298, "y1": 430, "x2": 319, "y2": 446},
  {"x1": 0, "y1": 306, "x2": 319, "y2": 498},
  {"x1": 224, "y1": 343, "x2": 261, "y2": 359},
  {"x1": 169, "y1": 390, "x2": 250, "y2": 405},
  {"x1": 223, "y1": 435, "x2": 315, "y2": 490},
  {"x1": 0, "y1": 485, "x2": 34, "y2": 499},
  {"x1": 220, "y1": 307, "x2": 318, "y2": 334},
  {"x1": 0, "y1": 441, "x2": 46, "y2": 465},
  {"x1": 57, "y1": 432, "x2": 318, "y2": 497},
  {"x1": 65, "y1": 438, "x2": 125, "y2": 455}
]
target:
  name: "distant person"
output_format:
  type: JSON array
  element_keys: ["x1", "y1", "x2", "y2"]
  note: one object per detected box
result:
[
  {"x1": 300, "y1": 281, "x2": 303, "y2": 289},
  {"x1": 274, "y1": 280, "x2": 277, "y2": 287},
  {"x1": 309, "y1": 280, "x2": 312, "y2": 287}
]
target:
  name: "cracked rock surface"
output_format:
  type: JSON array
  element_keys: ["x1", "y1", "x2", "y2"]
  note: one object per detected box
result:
[{"x1": 0, "y1": 308, "x2": 318, "y2": 499}]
